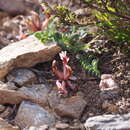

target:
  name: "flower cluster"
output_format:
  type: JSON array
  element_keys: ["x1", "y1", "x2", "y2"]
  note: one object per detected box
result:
[{"x1": 52, "y1": 51, "x2": 77, "y2": 95}]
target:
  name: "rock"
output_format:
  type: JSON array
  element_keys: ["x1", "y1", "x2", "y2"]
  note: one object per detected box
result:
[
  {"x1": 0, "y1": 0, "x2": 39, "y2": 15},
  {"x1": 0, "y1": 84, "x2": 51, "y2": 106},
  {"x1": 7, "y1": 68, "x2": 37, "y2": 86},
  {"x1": 19, "y1": 85, "x2": 51, "y2": 107},
  {"x1": 2, "y1": 20, "x2": 19, "y2": 34},
  {"x1": 55, "y1": 122, "x2": 69, "y2": 130},
  {"x1": 100, "y1": 87, "x2": 120, "y2": 100},
  {"x1": 99, "y1": 74, "x2": 118, "y2": 89},
  {"x1": 0, "y1": 81, "x2": 18, "y2": 90},
  {"x1": 0, "y1": 35, "x2": 61, "y2": 79},
  {"x1": 48, "y1": 90, "x2": 87, "y2": 119},
  {"x1": 84, "y1": 113, "x2": 130, "y2": 130},
  {"x1": 25, "y1": 125, "x2": 49, "y2": 130},
  {"x1": 0, "y1": 0, "x2": 26, "y2": 15},
  {"x1": 0, "y1": 105, "x2": 6, "y2": 113},
  {"x1": 15, "y1": 101, "x2": 55, "y2": 129},
  {"x1": 0, "y1": 106, "x2": 13, "y2": 118},
  {"x1": 0, "y1": 89, "x2": 27, "y2": 104},
  {"x1": 0, "y1": 118, "x2": 19, "y2": 130},
  {"x1": 99, "y1": 74, "x2": 119, "y2": 100}
]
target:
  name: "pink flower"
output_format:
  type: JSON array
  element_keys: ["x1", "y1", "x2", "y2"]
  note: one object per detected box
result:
[
  {"x1": 56, "y1": 80, "x2": 67, "y2": 94},
  {"x1": 59, "y1": 51, "x2": 69, "y2": 65},
  {"x1": 52, "y1": 51, "x2": 77, "y2": 95}
]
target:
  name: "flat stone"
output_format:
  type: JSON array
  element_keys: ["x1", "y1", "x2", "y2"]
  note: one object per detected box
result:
[
  {"x1": 24, "y1": 125, "x2": 49, "y2": 130},
  {"x1": 7, "y1": 68, "x2": 37, "y2": 86},
  {"x1": 55, "y1": 122, "x2": 69, "y2": 130},
  {"x1": 15, "y1": 101, "x2": 55, "y2": 129},
  {"x1": 0, "y1": 35, "x2": 61, "y2": 79},
  {"x1": 0, "y1": 88, "x2": 27, "y2": 104},
  {"x1": 0, "y1": 84, "x2": 51, "y2": 106},
  {"x1": 84, "y1": 113, "x2": 130, "y2": 130},
  {"x1": 48, "y1": 89, "x2": 87, "y2": 119},
  {"x1": 0, "y1": 118, "x2": 19, "y2": 130},
  {"x1": 19, "y1": 85, "x2": 51, "y2": 107}
]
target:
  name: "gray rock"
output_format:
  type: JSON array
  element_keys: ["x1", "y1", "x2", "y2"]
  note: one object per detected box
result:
[
  {"x1": 0, "y1": 84, "x2": 51, "y2": 106},
  {"x1": 7, "y1": 68, "x2": 37, "y2": 86},
  {"x1": 0, "y1": 35, "x2": 61, "y2": 79},
  {"x1": 15, "y1": 101, "x2": 55, "y2": 129},
  {"x1": 0, "y1": 118, "x2": 19, "y2": 130},
  {"x1": 84, "y1": 113, "x2": 130, "y2": 130},
  {"x1": 19, "y1": 85, "x2": 51, "y2": 107},
  {"x1": 48, "y1": 89, "x2": 87, "y2": 119}
]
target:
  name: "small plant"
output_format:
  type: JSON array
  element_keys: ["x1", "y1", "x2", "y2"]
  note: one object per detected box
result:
[
  {"x1": 26, "y1": 10, "x2": 51, "y2": 32},
  {"x1": 18, "y1": 5, "x2": 52, "y2": 40},
  {"x1": 35, "y1": 17, "x2": 100, "y2": 77},
  {"x1": 52, "y1": 51, "x2": 77, "y2": 95}
]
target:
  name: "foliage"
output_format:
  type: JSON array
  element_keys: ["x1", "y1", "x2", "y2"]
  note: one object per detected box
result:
[
  {"x1": 41, "y1": 3, "x2": 81, "y2": 25},
  {"x1": 35, "y1": 18, "x2": 87, "y2": 51},
  {"x1": 35, "y1": 17, "x2": 100, "y2": 77},
  {"x1": 53, "y1": 5, "x2": 77, "y2": 25},
  {"x1": 34, "y1": 17, "x2": 58, "y2": 43},
  {"x1": 79, "y1": 53, "x2": 100, "y2": 77},
  {"x1": 84, "y1": 0, "x2": 130, "y2": 46}
]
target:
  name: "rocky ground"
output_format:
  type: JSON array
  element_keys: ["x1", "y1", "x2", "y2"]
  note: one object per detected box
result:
[{"x1": 0, "y1": 0, "x2": 130, "y2": 130}]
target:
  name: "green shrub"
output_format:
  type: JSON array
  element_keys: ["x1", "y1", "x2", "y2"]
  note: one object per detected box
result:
[
  {"x1": 35, "y1": 17, "x2": 100, "y2": 77},
  {"x1": 85, "y1": 0, "x2": 130, "y2": 45}
]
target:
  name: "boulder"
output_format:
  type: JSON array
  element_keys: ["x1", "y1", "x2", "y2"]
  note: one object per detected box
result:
[
  {"x1": 0, "y1": 35, "x2": 61, "y2": 79},
  {"x1": 0, "y1": 84, "x2": 51, "y2": 107},
  {"x1": 7, "y1": 68, "x2": 37, "y2": 86},
  {"x1": 19, "y1": 85, "x2": 51, "y2": 107},
  {"x1": 15, "y1": 101, "x2": 55, "y2": 129},
  {"x1": 48, "y1": 89, "x2": 87, "y2": 119},
  {"x1": 84, "y1": 113, "x2": 130, "y2": 130}
]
